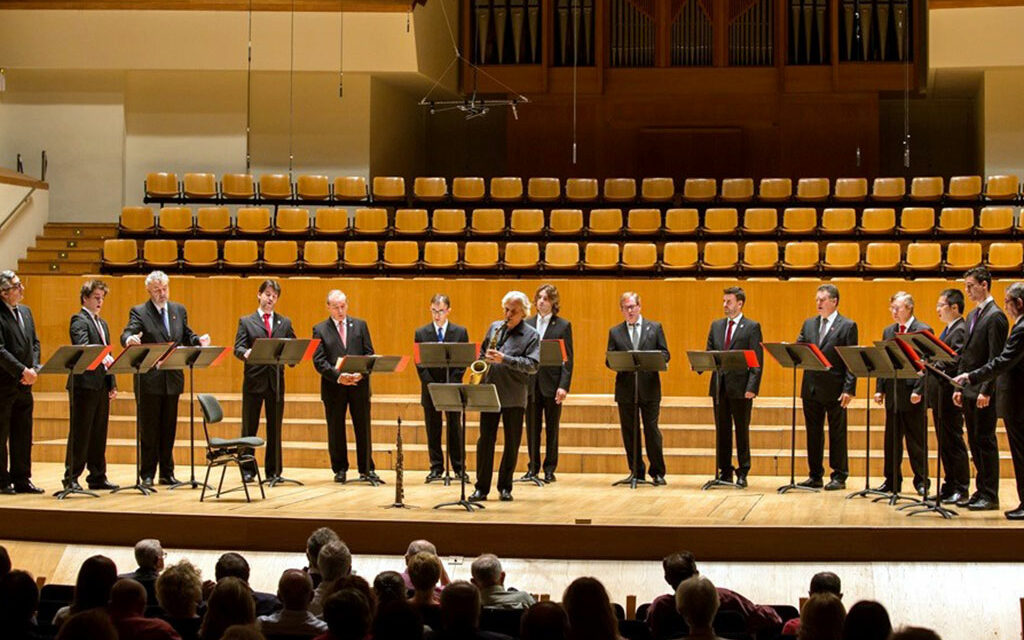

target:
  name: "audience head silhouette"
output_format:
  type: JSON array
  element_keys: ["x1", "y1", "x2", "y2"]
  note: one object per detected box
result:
[
  {"x1": 675, "y1": 575, "x2": 719, "y2": 631},
  {"x1": 841, "y1": 600, "x2": 892, "y2": 640},
  {"x1": 799, "y1": 593, "x2": 846, "y2": 640},
  {"x1": 662, "y1": 551, "x2": 698, "y2": 589},
  {"x1": 563, "y1": 577, "x2": 620, "y2": 640}
]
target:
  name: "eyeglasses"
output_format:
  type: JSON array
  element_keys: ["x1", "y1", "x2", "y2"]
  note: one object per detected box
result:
[{"x1": 429, "y1": 308, "x2": 449, "y2": 315}]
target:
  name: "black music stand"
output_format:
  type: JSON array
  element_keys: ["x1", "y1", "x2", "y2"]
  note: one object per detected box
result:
[
  {"x1": 606, "y1": 350, "x2": 669, "y2": 489},
  {"x1": 109, "y1": 343, "x2": 174, "y2": 496},
  {"x1": 247, "y1": 338, "x2": 319, "y2": 488},
  {"x1": 835, "y1": 346, "x2": 895, "y2": 501},
  {"x1": 517, "y1": 339, "x2": 568, "y2": 487},
  {"x1": 335, "y1": 354, "x2": 407, "y2": 487},
  {"x1": 429, "y1": 382, "x2": 501, "y2": 511},
  {"x1": 39, "y1": 345, "x2": 112, "y2": 499},
  {"x1": 896, "y1": 331, "x2": 961, "y2": 518},
  {"x1": 687, "y1": 349, "x2": 758, "y2": 490},
  {"x1": 416, "y1": 342, "x2": 478, "y2": 486},
  {"x1": 156, "y1": 346, "x2": 227, "y2": 491},
  {"x1": 871, "y1": 338, "x2": 927, "y2": 507},
  {"x1": 763, "y1": 342, "x2": 831, "y2": 494}
]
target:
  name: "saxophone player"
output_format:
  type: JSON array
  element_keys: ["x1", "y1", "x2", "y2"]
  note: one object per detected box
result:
[{"x1": 469, "y1": 291, "x2": 540, "y2": 503}]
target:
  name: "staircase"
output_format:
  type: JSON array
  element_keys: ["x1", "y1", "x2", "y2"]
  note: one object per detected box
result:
[{"x1": 18, "y1": 223, "x2": 115, "y2": 275}]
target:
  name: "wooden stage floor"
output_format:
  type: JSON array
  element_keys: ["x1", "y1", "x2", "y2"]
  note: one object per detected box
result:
[{"x1": 1, "y1": 462, "x2": 1021, "y2": 563}]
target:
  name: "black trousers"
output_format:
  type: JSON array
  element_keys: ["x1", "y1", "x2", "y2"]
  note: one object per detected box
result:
[
  {"x1": 422, "y1": 394, "x2": 464, "y2": 474},
  {"x1": 241, "y1": 389, "x2": 282, "y2": 477},
  {"x1": 526, "y1": 393, "x2": 561, "y2": 475},
  {"x1": 65, "y1": 388, "x2": 110, "y2": 484},
  {"x1": 802, "y1": 397, "x2": 848, "y2": 481},
  {"x1": 714, "y1": 395, "x2": 752, "y2": 475},
  {"x1": 139, "y1": 393, "x2": 179, "y2": 480},
  {"x1": 963, "y1": 399, "x2": 1000, "y2": 501},
  {"x1": 882, "y1": 403, "x2": 928, "y2": 488},
  {"x1": 475, "y1": 407, "x2": 525, "y2": 495},
  {"x1": 0, "y1": 387, "x2": 34, "y2": 486},
  {"x1": 323, "y1": 391, "x2": 373, "y2": 474},
  {"x1": 931, "y1": 400, "x2": 970, "y2": 494},
  {"x1": 617, "y1": 400, "x2": 666, "y2": 478},
  {"x1": 1005, "y1": 414, "x2": 1024, "y2": 506}
]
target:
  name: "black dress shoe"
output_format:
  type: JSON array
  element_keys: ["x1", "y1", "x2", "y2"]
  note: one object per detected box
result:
[
  {"x1": 735, "y1": 474, "x2": 748, "y2": 488},
  {"x1": 242, "y1": 472, "x2": 255, "y2": 483},
  {"x1": 824, "y1": 479, "x2": 846, "y2": 491},
  {"x1": 499, "y1": 489, "x2": 513, "y2": 501},
  {"x1": 651, "y1": 475, "x2": 667, "y2": 486},
  {"x1": 719, "y1": 473, "x2": 734, "y2": 483},
  {"x1": 618, "y1": 474, "x2": 643, "y2": 484},
  {"x1": 957, "y1": 492, "x2": 980, "y2": 507},
  {"x1": 63, "y1": 479, "x2": 84, "y2": 491},
  {"x1": 158, "y1": 476, "x2": 180, "y2": 486},
  {"x1": 1005, "y1": 505, "x2": 1024, "y2": 520},
  {"x1": 87, "y1": 480, "x2": 119, "y2": 491},
  {"x1": 456, "y1": 472, "x2": 471, "y2": 482},
  {"x1": 520, "y1": 471, "x2": 538, "y2": 481},
  {"x1": 544, "y1": 473, "x2": 556, "y2": 483},
  {"x1": 914, "y1": 482, "x2": 930, "y2": 497},
  {"x1": 968, "y1": 498, "x2": 999, "y2": 511},
  {"x1": 798, "y1": 478, "x2": 823, "y2": 489},
  {"x1": 0, "y1": 484, "x2": 15, "y2": 495},
  {"x1": 942, "y1": 490, "x2": 967, "y2": 505},
  {"x1": 141, "y1": 477, "x2": 155, "y2": 488},
  {"x1": 334, "y1": 471, "x2": 347, "y2": 484},
  {"x1": 14, "y1": 481, "x2": 44, "y2": 494},
  {"x1": 425, "y1": 470, "x2": 443, "y2": 482},
  {"x1": 468, "y1": 490, "x2": 488, "y2": 502},
  {"x1": 873, "y1": 482, "x2": 895, "y2": 493}
]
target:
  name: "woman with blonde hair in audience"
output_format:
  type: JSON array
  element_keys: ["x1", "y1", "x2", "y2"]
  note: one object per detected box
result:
[
  {"x1": 200, "y1": 577, "x2": 256, "y2": 640},
  {"x1": 52, "y1": 555, "x2": 118, "y2": 628},
  {"x1": 562, "y1": 577, "x2": 624, "y2": 640},
  {"x1": 407, "y1": 551, "x2": 443, "y2": 631},
  {"x1": 157, "y1": 559, "x2": 204, "y2": 640},
  {"x1": 220, "y1": 624, "x2": 266, "y2": 640}
]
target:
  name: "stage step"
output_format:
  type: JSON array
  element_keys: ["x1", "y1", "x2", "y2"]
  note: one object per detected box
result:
[{"x1": 42, "y1": 223, "x2": 117, "y2": 239}]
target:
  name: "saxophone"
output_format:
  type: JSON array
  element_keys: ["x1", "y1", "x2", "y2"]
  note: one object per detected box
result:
[{"x1": 465, "y1": 321, "x2": 507, "y2": 384}]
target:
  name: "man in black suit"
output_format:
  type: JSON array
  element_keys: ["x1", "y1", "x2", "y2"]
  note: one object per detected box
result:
[
  {"x1": 954, "y1": 281, "x2": 1024, "y2": 520},
  {"x1": 873, "y1": 291, "x2": 931, "y2": 495},
  {"x1": 607, "y1": 291, "x2": 670, "y2": 485},
  {"x1": 121, "y1": 271, "x2": 210, "y2": 487},
  {"x1": 0, "y1": 270, "x2": 43, "y2": 494},
  {"x1": 312, "y1": 290, "x2": 379, "y2": 484},
  {"x1": 64, "y1": 279, "x2": 118, "y2": 492},
  {"x1": 233, "y1": 279, "x2": 296, "y2": 483},
  {"x1": 414, "y1": 294, "x2": 470, "y2": 483},
  {"x1": 522, "y1": 284, "x2": 573, "y2": 484},
  {"x1": 705, "y1": 286, "x2": 763, "y2": 488},
  {"x1": 796, "y1": 284, "x2": 857, "y2": 490},
  {"x1": 928, "y1": 288, "x2": 969, "y2": 504},
  {"x1": 953, "y1": 266, "x2": 1008, "y2": 511}
]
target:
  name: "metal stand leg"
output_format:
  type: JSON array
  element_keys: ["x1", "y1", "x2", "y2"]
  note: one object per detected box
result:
[
  {"x1": 435, "y1": 409, "x2": 484, "y2": 511},
  {"x1": 779, "y1": 365, "x2": 817, "y2": 494}
]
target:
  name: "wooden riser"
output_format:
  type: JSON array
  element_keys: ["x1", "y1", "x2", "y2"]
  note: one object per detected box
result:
[
  {"x1": 17, "y1": 260, "x2": 100, "y2": 275},
  {"x1": 34, "y1": 237, "x2": 106, "y2": 251},
  {"x1": 43, "y1": 223, "x2": 117, "y2": 239},
  {"x1": 26, "y1": 248, "x2": 102, "y2": 262}
]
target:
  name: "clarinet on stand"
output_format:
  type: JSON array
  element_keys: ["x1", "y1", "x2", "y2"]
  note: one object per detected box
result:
[{"x1": 385, "y1": 415, "x2": 416, "y2": 509}]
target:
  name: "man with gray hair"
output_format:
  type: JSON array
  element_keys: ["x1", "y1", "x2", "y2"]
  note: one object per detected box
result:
[
  {"x1": 674, "y1": 576, "x2": 724, "y2": 639},
  {"x1": 470, "y1": 553, "x2": 535, "y2": 609},
  {"x1": 0, "y1": 270, "x2": 42, "y2": 494},
  {"x1": 306, "y1": 527, "x2": 340, "y2": 588},
  {"x1": 312, "y1": 290, "x2": 379, "y2": 484},
  {"x1": 469, "y1": 291, "x2": 540, "y2": 502},
  {"x1": 119, "y1": 538, "x2": 165, "y2": 605},
  {"x1": 121, "y1": 270, "x2": 210, "y2": 487},
  {"x1": 310, "y1": 539, "x2": 353, "y2": 616}
]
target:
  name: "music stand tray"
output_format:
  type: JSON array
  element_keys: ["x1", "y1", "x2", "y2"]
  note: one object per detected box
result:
[
  {"x1": 835, "y1": 346, "x2": 896, "y2": 501},
  {"x1": 606, "y1": 350, "x2": 669, "y2": 489},
  {"x1": 416, "y1": 342, "x2": 478, "y2": 485},
  {"x1": 517, "y1": 339, "x2": 569, "y2": 487},
  {"x1": 430, "y1": 382, "x2": 501, "y2": 511}
]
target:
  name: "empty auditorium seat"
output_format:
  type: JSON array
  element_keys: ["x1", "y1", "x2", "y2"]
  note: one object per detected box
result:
[
  {"x1": 382, "y1": 241, "x2": 420, "y2": 269},
  {"x1": 741, "y1": 208, "x2": 778, "y2": 234},
  {"x1": 343, "y1": 241, "x2": 379, "y2": 268},
  {"x1": 626, "y1": 209, "x2": 661, "y2": 235},
  {"x1": 937, "y1": 207, "x2": 974, "y2": 234},
  {"x1": 463, "y1": 242, "x2": 499, "y2": 269},
  {"x1": 758, "y1": 178, "x2": 792, "y2": 202},
  {"x1": 504, "y1": 242, "x2": 541, "y2": 269},
  {"x1": 603, "y1": 178, "x2": 637, "y2": 202},
  {"x1": 702, "y1": 242, "x2": 739, "y2": 270},
  {"x1": 833, "y1": 178, "x2": 868, "y2": 202},
  {"x1": 662, "y1": 242, "x2": 699, "y2": 271},
  {"x1": 222, "y1": 240, "x2": 259, "y2": 269},
  {"x1": 314, "y1": 208, "x2": 350, "y2": 235},
  {"x1": 622, "y1": 243, "x2": 657, "y2": 270},
  {"x1": 720, "y1": 178, "x2": 755, "y2": 202},
  {"x1": 862, "y1": 242, "x2": 901, "y2": 271},
  {"x1": 143, "y1": 239, "x2": 179, "y2": 268},
  {"x1": 682, "y1": 178, "x2": 716, "y2": 202},
  {"x1": 353, "y1": 208, "x2": 389, "y2": 235},
  {"x1": 527, "y1": 178, "x2": 561, "y2": 202},
  {"x1": 544, "y1": 242, "x2": 581, "y2": 269},
  {"x1": 978, "y1": 206, "x2": 1014, "y2": 234},
  {"x1": 258, "y1": 173, "x2": 292, "y2": 200},
  {"x1": 196, "y1": 206, "x2": 232, "y2": 235},
  {"x1": 423, "y1": 242, "x2": 459, "y2": 269},
  {"x1": 782, "y1": 241, "x2": 819, "y2": 271},
  {"x1": 236, "y1": 207, "x2": 272, "y2": 235},
  {"x1": 103, "y1": 239, "x2": 139, "y2": 268},
  {"x1": 780, "y1": 208, "x2": 816, "y2": 235},
  {"x1": 984, "y1": 174, "x2": 1019, "y2": 201},
  {"x1": 510, "y1": 209, "x2": 544, "y2": 235},
  {"x1": 986, "y1": 242, "x2": 1024, "y2": 271},
  {"x1": 944, "y1": 242, "x2": 982, "y2": 271},
  {"x1": 702, "y1": 208, "x2": 739, "y2": 234},
  {"x1": 664, "y1": 209, "x2": 699, "y2": 235},
  {"x1": 372, "y1": 176, "x2": 406, "y2": 201},
  {"x1": 796, "y1": 178, "x2": 830, "y2": 202},
  {"x1": 183, "y1": 173, "x2": 217, "y2": 200},
  {"x1": 910, "y1": 177, "x2": 943, "y2": 202},
  {"x1": 146, "y1": 172, "x2": 179, "y2": 199},
  {"x1": 897, "y1": 207, "x2": 935, "y2": 235},
  {"x1": 584, "y1": 243, "x2": 620, "y2": 270},
  {"x1": 297, "y1": 174, "x2": 330, "y2": 200},
  {"x1": 548, "y1": 209, "x2": 584, "y2": 235},
  {"x1": 947, "y1": 175, "x2": 982, "y2": 201},
  {"x1": 414, "y1": 177, "x2": 448, "y2": 202},
  {"x1": 333, "y1": 176, "x2": 368, "y2": 202},
  {"x1": 182, "y1": 239, "x2": 219, "y2": 269},
  {"x1": 741, "y1": 241, "x2": 779, "y2": 270},
  {"x1": 820, "y1": 208, "x2": 856, "y2": 234},
  {"x1": 452, "y1": 177, "x2": 486, "y2": 202},
  {"x1": 903, "y1": 242, "x2": 942, "y2": 271},
  {"x1": 871, "y1": 177, "x2": 906, "y2": 201},
  {"x1": 822, "y1": 242, "x2": 860, "y2": 271},
  {"x1": 120, "y1": 206, "x2": 156, "y2": 234},
  {"x1": 490, "y1": 177, "x2": 524, "y2": 202},
  {"x1": 641, "y1": 178, "x2": 674, "y2": 202},
  {"x1": 394, "y1": 209, "x2": 429, "y2": 235},
  {"x1": 303, "y1": 241, "x2": 340, "y2": 270},
  {"x1": 263, "y1": 240, "x2": 300, "y2": 270},
  {"x1": 858, "y1": 208, "x2": 896, "y2": 234},
  {"x1": 565, "y1": 178, "x2": 599, "y2": 203},
  {"x1": 432, "y1": 209, "x2": 468, "y2": 235},
  {"x1": 221, "y1": 173, "x2": 255, "y2": 200},
  {"x1": 588, "y1": 209, "x2": 623, "y2": 235},
  {"x1": 275, "y1": 207, "x2": 310, "y2": 235},
  {"x1": 157, "y1": 206, "x2": 194, "y2": 235},
  {"x1": 470, "y1": 209, "x2": 506, "y2": 235}
]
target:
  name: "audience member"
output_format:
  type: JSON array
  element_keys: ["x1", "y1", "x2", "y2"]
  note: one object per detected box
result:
[
  {"x1": 335, "y1": 575, "x2": 377, "y2": 617},
  {"x1": 798, "y1": 593, "x2": 845, "y2": 640},
  {"x1": 0, "y1": 543, "x2": 11, "y2": 577},
  {"x1": 1, "y1": 569, "x2": 44, "y2": 640},
  {"x1": 311, "y1": 540, "x2": 353, "y2": 616},
  {"x1": 888, "y1": 627, "x2": 942, "y2": 640},
  {"x1": 470, "y1": 554, "x2": 536, "y2": 610},
  {"x1": 306, "y1": 527, "x2": 340, "y2": 589},
  {"x1": 120, "y1": 538, "x2": 165, "y2": 607},
  {"x1": 52, "y1": 554, "x2": 118, "y2": 628},
  {"x1": 841, "y1": 601, "x2": 892, "y2": 640},
  {"x1": 403, "y1": 540, "x2": 450, "y2": 594},
  {"x1": 408, "y1": 551, "x2": 444, "y2": 630},
  {"x1": 109, "y1": 578, "x2": 181, "y2": 640},
  {"x1": 374, "y1": 600, "x2": 426, "y2": 640},
  {"x1": 427, "y1": 580, "x2": 511, "y2": 640},
  {"x1": 157, "y1": 560, "x2": 204, "y2": 640},
  {"x1": 375, "y1": 570, "x2": 410, "y2": 605},
  {"x1": 55, "y1": 609, "x2": 118, "y2": 640},
  {"x1": 220, "y1": 625, "x2": 266, "y2": 640},
  {"x1": 200, "y1": 577, "x2": 256, "y2": 640},
  {"x1": 319, "y1": 588, "x2": 372, "y2": 640},
  {"x1": 782, "y1": 572, "x2": 843, "y2": 636},
  {"x1": 520, "y1": 601, "x2": 569, "y2": 640},
  {"x1": 647, "y1": 551, "x2": 781, "y2": 639},
  {"x1": 258, "y1": 569, "x2": 327, "y2": 637},
  {"x1": 562, "y1": 577, "x2": 623, "y2": 640},
  {"x1": 214, "y1": 553, "x2": 282, "y2": 617},
  {"x1": 674, "y1": 576, "x2": 726, "y2": 640}
]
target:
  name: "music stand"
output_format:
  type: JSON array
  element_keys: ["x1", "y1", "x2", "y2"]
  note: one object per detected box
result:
[
  {"x1": 429, "y1": 382, "x2": 501, "y2": 511},
  {"x1": 415, "y1": 342, "x2": 479, "y2": 486},
  {"x1": 109, "y1": 343, "x2": 175, "y2": 496},
  {"x1": 517, "y1": 339, "x2": 568, "y2": 487},
  {"x1": 835, "y1": 346, "x2": 896, "y2": 501},
  {"x1": 156, "y1": 346, "x2": 227, "y2": 490},
  {"x1": 39, "y1": 345, "x2": 112, "y2": 499},
  {"x1": 762, "y1": 342, "x2": 831, "y2": 494},
  {"x1": 335, "y1": 354, "x2": 408, "y2": 487},
  {"x1": 687, "y1": 349, "x2": 759, "y2": 490},
  {"x1": 871, "y1": 338, "x2": 927, "y2": 506},
  {"x1": 606, "y1": 350, "x2": 669, "y2": 489},
  {"x1": 247, "y1": 338, "x2": 319, "y2": 487}
]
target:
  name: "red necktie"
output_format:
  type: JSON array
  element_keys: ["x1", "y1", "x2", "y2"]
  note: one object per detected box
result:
[
  {"x1": 724, "y1": 320, "x2": 735, "y2": 349},
  {"x1": 338, "y1": 320, "x2": 347, "y2": 348},
  {"x1": 263, "y1": 313, "x2": 272, "y2": 337},
  {"x1": 898, "y1": 324, "x2": 906, "y2": 334}
]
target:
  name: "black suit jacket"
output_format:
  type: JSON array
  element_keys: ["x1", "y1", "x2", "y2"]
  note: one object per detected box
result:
[
  {"x1": 526, "y1": 314, "x2": 574, "y2": 398},
  {"x1": 120, "y1": 300, "x2": 201, "y2": 395},
  {"x1": 312, "y1": 316, "x2": 374, "y2": 400},
  {"x1": 797, "y1": 313, "x2": 858, "y2": 402},
  {"x1": 705, "y1": 315, "x2": 763, "y2": 398},
  {"x1": 67, "y1": 310, "x2": 116, "y2": 392},
  {"x1": 927, "y1": 317, "x2": 966, "y2": 408},
  {"x1": 233, "y1": 311, "x2": 297, "y2": 395},
  {"x1": 607, "y1": 318, "x2": 670, "y2": 403},
  {"x1": 414, "y1": 322, "x2": 470, "y2": 403},
  {"x1": 0, "y1": 304, "x2": 40, "y2": 393},
  {"x1": 875, "y1": 319, "x2": 931, "y2": 412},
  {"x1": 968, "y1": 317, "x2": 1024, "y2": 419},
  {"x1": 957, "y1": 299, "x2": 1009, "y2": 400}
]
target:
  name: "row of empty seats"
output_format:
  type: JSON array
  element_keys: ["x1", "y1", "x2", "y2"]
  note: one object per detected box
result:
[
  {"x1": 102, "y1": 238, "x2": 1024, "y2": 274},
  {"x1": 143, "y1": 173, "x2": 1024, "y2": 206},
  {"x1": 117, "y1": 204, "x2": 1024, "y2": 238}
]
